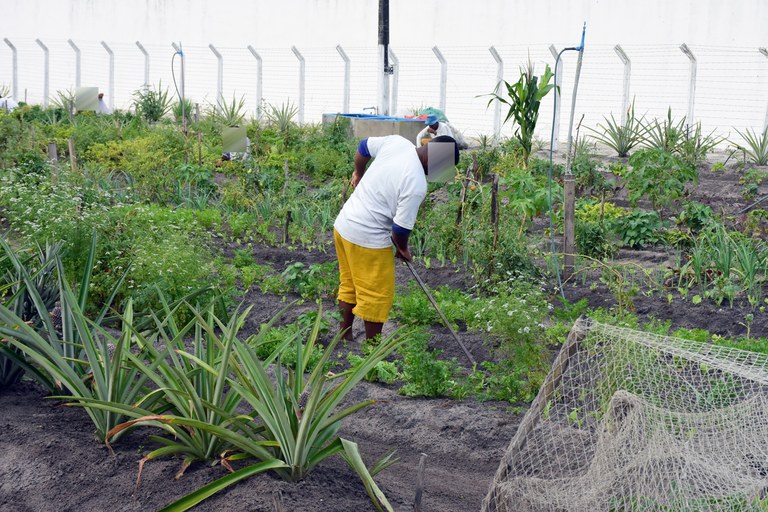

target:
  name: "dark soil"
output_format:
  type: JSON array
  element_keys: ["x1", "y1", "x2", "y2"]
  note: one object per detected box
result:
[{"x1": 2, "y1": 154, "x2": 766, "y2": 511}]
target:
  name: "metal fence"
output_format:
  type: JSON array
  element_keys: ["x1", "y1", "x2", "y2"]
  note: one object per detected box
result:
[{"x1": 2, "y1": 37, "x2": 767, "y2": 142}]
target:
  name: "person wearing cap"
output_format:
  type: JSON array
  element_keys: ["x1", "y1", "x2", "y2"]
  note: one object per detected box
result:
[
  {"x1": 96, "y1": 93, "x2": 112, "y2": 115},
  {"x1": 416, "y1": 114, "x2": 470, "y2": 150},
  {"x1": 334, "y1": 134, "x2": 459, "y2": 341}
]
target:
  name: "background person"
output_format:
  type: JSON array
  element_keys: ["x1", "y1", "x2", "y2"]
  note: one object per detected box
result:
[
  {"x1": 334, "y1": 134, "x2": 459, "y2": 342},
  {"x1": 96, "y1": 92, "x2": 112, "y2": 114},
  {"x1": 416, "y1": 114, "x2": 468, "y2": 149}
]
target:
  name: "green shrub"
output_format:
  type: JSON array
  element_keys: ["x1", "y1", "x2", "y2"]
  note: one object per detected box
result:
[
  {"x1": 576, "y1": 220, "x2": 617, "y2": 259},
  {"x1": 615, "y1": 209, "x2": 663, "y2": 248},
  {"x1": 626, "y1": 148, "x2": 698, "y2": 210},
  {"x1": 398, "y1": 329, "x2": 455, "y2": 398}
]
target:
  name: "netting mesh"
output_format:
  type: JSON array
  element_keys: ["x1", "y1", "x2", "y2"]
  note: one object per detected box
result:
[{"x1": 483, "y1": 317, "x2": 768, "y2": 512}]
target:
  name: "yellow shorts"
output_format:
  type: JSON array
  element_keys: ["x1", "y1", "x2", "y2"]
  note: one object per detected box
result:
[{"x1": 334, "y1": 229, "x2": 395, "y2": 323}]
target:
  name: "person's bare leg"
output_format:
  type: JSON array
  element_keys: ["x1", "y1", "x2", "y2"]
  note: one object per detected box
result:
[
  {"x1": 364, "y1": 320, "x2": 384, "y2": 342},
  {"x1": 339, "y1": 301, "x2": 355, "y2": 341}
]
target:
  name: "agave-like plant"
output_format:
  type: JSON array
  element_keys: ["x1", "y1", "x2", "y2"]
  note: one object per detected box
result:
[
  {"x1": 210, "y1": 93, "x2": 247, "y2": 127},
  {"x1": 588, "y1": 101, "x2": 647, "y2": 157},
  {"x1": 133, "y1": 81, "x2": 172, "y2": 123},
  {"x1": 158, "y1": 304, "x2": 402, "y2": 511},
  {"x1": 82, "y1": 299, "x2": 293, "y2": 486},
  {"x1": 733, "y1": 126, "x2": 768, "y2": 166}
]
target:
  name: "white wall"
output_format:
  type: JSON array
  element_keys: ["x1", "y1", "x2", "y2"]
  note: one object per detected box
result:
[{"x1": 1, "y1": 0, "x2": 767, "y2": 139}]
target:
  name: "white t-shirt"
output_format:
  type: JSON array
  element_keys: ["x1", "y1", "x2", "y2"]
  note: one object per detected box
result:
[
  {"x1": 415, "y1": 122, "x2": 455, "y2": 147},
  {"x1": 334, "y1": 135, "x2": 427, "y2": 249}
]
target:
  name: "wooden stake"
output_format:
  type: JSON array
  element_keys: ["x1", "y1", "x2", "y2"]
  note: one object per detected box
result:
[
  {"x1": 488, "y1": 173, "x2": 500, "y2": 278},
  {"x1": 67, "y1": 138, "x2": 77, "y2": 173},
  {"x1": 194, "y1": 102, "x2": 200, "y2": 123},
  {"x1": 271, "y1": 489, "x2": 284, "y2": 512},
  {"x1": 197, "y1": 131, "x2": 203, "y2": 165},
  {"x1": 455, "y1": 162, "x2": 473, "y2": 225},
  {"x1": 282, "y1": 159, "x2": 289, "y2": 197},
  {"x1": 414, "y1": 453, "x2": 428, "y2": 512},
  {"x1": 283, "y1": 210, "x2": 292, "y2": 244}
]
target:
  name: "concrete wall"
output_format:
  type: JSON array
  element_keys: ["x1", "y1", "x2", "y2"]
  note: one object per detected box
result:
[
  {"x1": 1, "y1": 1, "x2": 767, "y2": 139},
  {"x1": 2, "y1": 0, "x2": 766, "y2": 48}
]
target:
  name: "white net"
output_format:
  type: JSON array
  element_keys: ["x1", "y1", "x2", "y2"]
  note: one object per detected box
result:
[{"x1": 483, "y1": 317, "x2": 768, "y2": 512}]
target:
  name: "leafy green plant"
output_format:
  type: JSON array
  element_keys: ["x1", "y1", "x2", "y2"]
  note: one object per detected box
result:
[
  {"x1": 588, "y1": 101, "x2": 646, "y2": 157},
  {"x1": 280, "y1": 261, "x2": 338, "y2": 300},
  {"x1": 739, "y1": 168, "x2": 768, "y2": 201},
  {"x1": 615, "y1": 209, "x2": 663, "y2": 248},
  {"x1": 133, "y1": 82, "x2": 171, "y2": 123},
  {"x1": 626, "y1": 148, "x2": 698, "y2": 211},
  {"x1": 398, "y1": 329, "x2": 455, "y2": 397},
  {"x1": 489, "y1": 60, "x2": 555, "y2": 164},
  {"x1": 674, "y1": 201, "x2": 716, "y2": 233},
  {"x1": 576, "y1": 220, "x2": 617, "y2": 259},
  {"x1": 733, "y1": 126, "x2": 768, "y2": 166}
]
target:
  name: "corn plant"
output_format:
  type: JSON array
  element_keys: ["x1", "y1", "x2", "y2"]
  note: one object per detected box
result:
[
  {"x1": 733, "y1": 126, "x2": 768, "y2": 166},
  {"x1": 159, "y1": 305, "x2": 402, "y2": 511},
  {"x1": 488, "y1": 60, "x2": 554, "y2": 165},
  {"x1": 588, "y1": 101, "x2": 647, "y2": 157}
]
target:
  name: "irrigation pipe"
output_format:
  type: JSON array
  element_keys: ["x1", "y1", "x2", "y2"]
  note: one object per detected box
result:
[{"x1": 401, "y1": 258, "x2": 476, "y2": 366}]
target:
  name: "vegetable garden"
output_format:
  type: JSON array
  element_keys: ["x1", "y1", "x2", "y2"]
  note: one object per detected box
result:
[{"x1": 2, "y1": 79, "x2": 768, "y2": 511}]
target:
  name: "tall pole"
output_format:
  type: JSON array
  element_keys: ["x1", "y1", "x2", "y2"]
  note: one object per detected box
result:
[
  {"x1": 101, "y1": 41, "x2": 115, "y2": 111},
  {"x1": 35, "y1": 39, "x2": 50, "y2": 107},
  {"x1": 247, "y1": 45, "x2": 263, "y2": 120},
  {"x1": 760, "y1": 47, "x2": 768, "y2": 132},
  {"x1": 336, "y1": 45, "x2": 351, "y2": 113},
  {"x1": 548, "y1": 45, "x2": 561, "y2": 150},
  {"x1": 680, "y1": 43, "x2": 697, "y2": 127},
  {"x1": 378, "y1": 0, "x2": 392, "y2": 116},
  {"x1": 136, "y1": 41, "x2": 150, "y2": 87},
  {"x1": 4, "y1": 39, "x2": 18, "y2": 102},
  {"x1": 67, "y1": 39, "x2": 81, "y2": 88},
  {"x1": 563, "y1": 23, "x2": 586, "y2": 279}
]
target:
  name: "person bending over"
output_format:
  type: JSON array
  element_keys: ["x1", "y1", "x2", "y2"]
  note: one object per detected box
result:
[{"x1": 333, "y1": 134, "x2": 459, "y2": 341}]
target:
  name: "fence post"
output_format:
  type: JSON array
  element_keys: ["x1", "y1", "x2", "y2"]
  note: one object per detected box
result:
[
  {"x1": 247, "y1": 45, "x2": 263, "y2": 120},
  {"x1": 35, "y1": 39, "x2": 50, "y2": 107},
  {"x1": 548, "y1": 45, "x2": 561, "y2": 150},
  {"x1": 389, "y1": 47, "x2": 399, "y2": 116},
  {"x1": 291, "y1": 46, "x2": 305, "y2": 124},
  {"x1": 489, "y1": 46, "x2": 504, "y2": 142},
  {"x1": 209, "y1": 44, "x2": 223, "y2": 102},
  {"x1": 67, "y1": 39, "x2": 81, "y2": 87},
  {"x1": 680, "y1": 43, "x2": 697, "y2": 127},
  {"x1": 135, "y1": 41, "x2": 150, "y2": 86},
  {"x1": 101, "y1": 41, "x2": 114, "y2": 111},
  {"x1": 336, "y1": 45, "x2": 350, "y2": 113},
  {"x1": 432, "y1": 46, "x2": 447, "y2": 112},
  {"x1": 761, "y1": 47, "x2": 768, "y2": 132},
  {"x1": 614, "y1": 45, "x2": 631, "y2": 124},
  {"x1": 3, "y1": 39, "x2": 17, "y2": 102}
]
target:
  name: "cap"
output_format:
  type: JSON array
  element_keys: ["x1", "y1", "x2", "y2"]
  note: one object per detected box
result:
[{"x1": 425, "y1": 114, "x2": 439, "y2": 126}]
